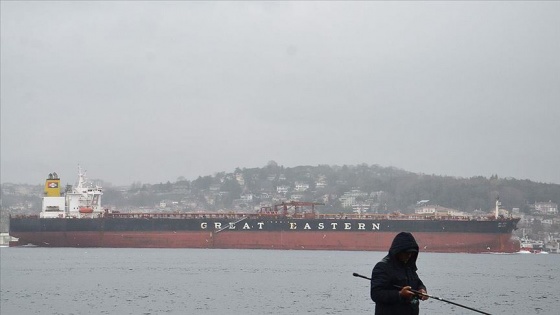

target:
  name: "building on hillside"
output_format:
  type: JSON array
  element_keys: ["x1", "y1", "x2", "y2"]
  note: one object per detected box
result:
[
  {"x1": 315, "y1": 176, "x2": 327, "y2": 189},
  {"x1": 235, "y1": 173, "x2": 245, "y2": 186},
  {"x1": 290, "y1": 194, "x2": 304, "y2": 201},
  {"x1": 259, "y1": 192, "x2": 271, "y2": 200},
  {"x1": 240, "y1": 194, "x2": 253, "y2": 202},
  {"x1": 276, "y1": 185, "x2": 290, "y2": 194},
  {"x1": 534, "y1": 201, "x2": 558, "y2": 215},
  {"x1": 352, "y1": 203, "x2": 371, "y2": 214},
  {"x1": 339, "y1": 190, "x2": 369, "y2": 208},
  {"x1": 294, "y1": 182, "x2": 309, "y2": 192}
]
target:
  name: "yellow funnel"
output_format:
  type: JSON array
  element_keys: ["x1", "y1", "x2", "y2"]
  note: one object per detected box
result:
[{"x1": 44, "y1": 173, "x2": 61, "y2": 197}]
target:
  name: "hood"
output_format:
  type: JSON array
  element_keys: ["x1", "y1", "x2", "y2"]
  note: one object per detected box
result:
[{"x1": 388, "y1": 232, "x2": 420, "y2": 268}]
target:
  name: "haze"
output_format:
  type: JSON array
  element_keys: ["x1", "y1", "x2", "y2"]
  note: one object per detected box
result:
[{"x1": 1, "y1": 1, "x2": 559, "y2": 186}]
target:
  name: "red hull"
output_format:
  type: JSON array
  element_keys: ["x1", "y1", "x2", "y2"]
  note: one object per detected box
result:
[{"x1": 10, "y1": 231, "x2": 520, "y2": 253}]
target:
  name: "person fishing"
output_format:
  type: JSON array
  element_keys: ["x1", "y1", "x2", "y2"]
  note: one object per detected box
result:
[{"x1": 370, "y1": 232, "x2": 428, "y2": 315}]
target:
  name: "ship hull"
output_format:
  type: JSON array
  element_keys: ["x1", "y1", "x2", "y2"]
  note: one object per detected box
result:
[
  {"x1": 9, "y1": 217, "x2": 520, "y2": 253},
  {"x1": 8, "y1": 231, "x2": 518, "y2": 253}
]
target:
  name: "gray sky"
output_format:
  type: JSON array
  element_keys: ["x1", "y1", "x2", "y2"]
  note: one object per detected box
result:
[{"x1": 1, "y1": 1, "x2": 559, "y2": 186}]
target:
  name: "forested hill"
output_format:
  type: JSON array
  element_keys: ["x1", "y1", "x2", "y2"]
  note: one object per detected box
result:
[
  {"x1": 103, "y1": 162, "x2": 559, "y2": 214},
  {"x1": 2, "y1": 163, "x2": 559, "y2": 216}
]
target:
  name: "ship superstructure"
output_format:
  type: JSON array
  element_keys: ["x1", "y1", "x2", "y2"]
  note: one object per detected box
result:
[{"x1": 40, "y1": 166, "x2": 103, "y2": 218}]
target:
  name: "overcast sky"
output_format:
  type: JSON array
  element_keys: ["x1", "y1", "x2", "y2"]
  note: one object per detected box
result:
[{"x1": 1, "y1": 1, "x2": 559, "y2": 186}]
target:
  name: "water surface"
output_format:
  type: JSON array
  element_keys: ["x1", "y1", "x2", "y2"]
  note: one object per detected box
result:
[{"x1": 1, "y1": 248, "x2": 558, "y2": 314}]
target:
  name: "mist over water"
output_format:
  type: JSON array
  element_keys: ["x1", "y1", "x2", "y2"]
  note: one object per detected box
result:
[{"x1": 1, "y1": 248, "x2": 558, "y2": 315}]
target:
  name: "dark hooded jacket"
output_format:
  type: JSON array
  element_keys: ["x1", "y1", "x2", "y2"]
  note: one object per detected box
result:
[{"x1": 370, "y1": 232, "x2": 426, "y2": 315}]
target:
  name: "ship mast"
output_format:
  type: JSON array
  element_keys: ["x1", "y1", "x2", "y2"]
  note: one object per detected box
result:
[
  {"x1": 76, "y1": 165, "x2": 87, "y2": 190},
  {"x1": 495, "y1": 196, "x2": 501, "y2": 218}
]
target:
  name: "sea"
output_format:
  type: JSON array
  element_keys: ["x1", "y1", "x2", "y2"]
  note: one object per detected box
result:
[{"x1": 0, "y1": 248, "x2": 558, "y2": 315}]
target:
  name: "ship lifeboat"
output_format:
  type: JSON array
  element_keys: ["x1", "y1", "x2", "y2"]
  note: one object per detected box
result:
[{"x1": 79, "y1": 207, "x2": 94, "y2": 214}]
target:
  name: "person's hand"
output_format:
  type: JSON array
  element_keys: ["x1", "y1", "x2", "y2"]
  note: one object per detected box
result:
[
  {"x1": 418, "y1": 288, "x2": 429, "y2": 300},
  {"x1": 399, "y1": 286, "x2": 415, "y2": 299}
]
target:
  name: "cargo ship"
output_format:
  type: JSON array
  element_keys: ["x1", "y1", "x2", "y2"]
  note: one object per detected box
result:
[{"x1": 9, "y1": 169, "x2": 521, "y2": 253}]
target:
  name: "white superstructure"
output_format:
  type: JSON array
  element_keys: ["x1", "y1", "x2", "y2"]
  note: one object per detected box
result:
[{"x1": 40, "y1": 166, "x2": 104, "y2": 218}]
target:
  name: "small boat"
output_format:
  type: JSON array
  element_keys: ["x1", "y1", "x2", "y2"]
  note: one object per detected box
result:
[{"x1": 520, "y1": 236, "x2": 548, "y2": 254}]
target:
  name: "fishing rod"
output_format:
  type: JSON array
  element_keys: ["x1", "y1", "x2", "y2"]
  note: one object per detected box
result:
[{"x1": 352, "y1": 273, "x2": 492, "y2": 315}]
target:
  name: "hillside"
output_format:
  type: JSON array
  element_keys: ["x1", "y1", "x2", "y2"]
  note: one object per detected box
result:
[{"x1": 3, "y1": 162, "x2": 559, "y2": 213}]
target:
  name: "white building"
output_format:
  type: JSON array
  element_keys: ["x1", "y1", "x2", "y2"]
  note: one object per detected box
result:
[
  {"x1": 276, "y1": 185, "x2": 290, "y2": 194},
  {"x1": 294, "y1": 182, "x2": 309, "y2": 192},
  {"x1": 535, "y1": 201, "x2": 558, "y2": 215}
]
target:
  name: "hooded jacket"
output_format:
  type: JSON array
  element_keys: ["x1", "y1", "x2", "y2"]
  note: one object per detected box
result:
[{"x1": 370, "y1": 232, "x2": 426, "y2": 315}]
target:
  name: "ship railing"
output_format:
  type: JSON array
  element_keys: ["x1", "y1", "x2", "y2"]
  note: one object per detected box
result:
[
  {"x1": 313, "y1": 213, "x2": 476, "y2": 221},
  {"x1": 106, "y1": 212, "x2": 263, "y2": 220},
  {"x1": 14, "y1": 212, "x2": 509, "y2": 222}
]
